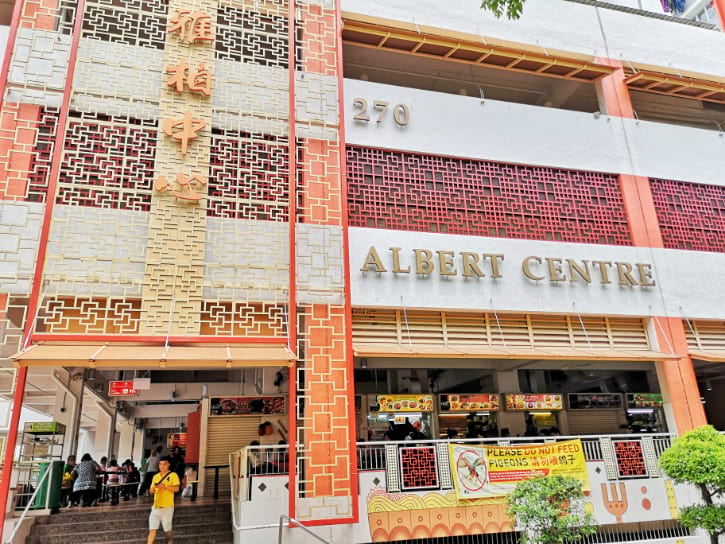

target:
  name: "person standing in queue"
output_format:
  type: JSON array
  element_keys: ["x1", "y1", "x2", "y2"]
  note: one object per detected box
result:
[{"x1": 147, "y1": 459, "x2": 180, "y2": 544}]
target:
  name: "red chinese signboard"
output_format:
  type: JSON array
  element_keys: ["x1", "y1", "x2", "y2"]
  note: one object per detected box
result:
[{"x1": 109, "y1": 380, "x2": 139, "y2": 397}]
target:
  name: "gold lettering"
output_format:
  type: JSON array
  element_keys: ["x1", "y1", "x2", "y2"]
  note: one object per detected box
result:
[
  {"x1": 616, "y1": 262, "x2": 639, "y2": 286},
  {"x1": 461, "y1": 252, "x2": 484, "y2": 277},
  {"x1": 437, "y1": 250, "x2": 457, "y2": 276},
  {"x1": 360, "y1": 246, "x2": 387, "y2": 272},
  {"x1": 522, "y1": 256, "x2": 545, "y2": 281},
  {"x1": 592, "y1": 260, "x2": 613, "y2": 284},
  {"x1": 389, "y1": 247, "x2": 410, "y2": 273},
  {"x1": 414, "y1": 249, "x2": 434, "y2": 274},
  {"x1": 546, "y1": 258, "x2": 566, "y2": 282},
  {"x1": 483, "y1": 254, "x2": 504, "y2": 279},
  {"x1": 566, "y1": 259, "x2": 592, "y2": 283},
  {"x1": 636, "y1": 263, "x2": 656, "y2": 287}
]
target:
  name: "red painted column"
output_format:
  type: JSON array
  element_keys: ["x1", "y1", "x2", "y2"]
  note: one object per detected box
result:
[
  {"x1": 289, "y1": 0, "x2": 358, "y2": 525},
  {"x1": 597, "y1": 59, "x2": 707, "y2": 433},
  {"x1": 0, "y1": 0, "x2": 87, "y2": 534}
]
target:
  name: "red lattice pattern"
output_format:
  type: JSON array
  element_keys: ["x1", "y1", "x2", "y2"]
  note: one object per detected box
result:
[
  {"x1": 399, "y1": 446, "x2": 439, "y2": 490},
  {"x1": 650, "y1": 178, "x2": 725, "y2": 253},
  {"x1": 347, "y1": 146, "x2": 632, "y2": 245},
  {"x1": 54, "y1": 114, "x2": 157, "y2": 211},
  {"x1": 208, "y1": 131, "x2": 289, "y2": 221},
  {"x1": 613, "y1": 440, "x2": 648, "y2": 478},
  {"x1": 23, "y1": 107, "x2": 58, "y2": 203}
]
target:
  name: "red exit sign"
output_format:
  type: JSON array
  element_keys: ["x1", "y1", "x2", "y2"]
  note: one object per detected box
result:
[{"x1": 109, "y1": 380, "x2": 139, "y2": 397}]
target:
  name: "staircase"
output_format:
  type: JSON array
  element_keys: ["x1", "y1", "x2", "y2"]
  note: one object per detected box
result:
[{"x1": 25, "y1": 501, "x2": 234, "y2": 544}]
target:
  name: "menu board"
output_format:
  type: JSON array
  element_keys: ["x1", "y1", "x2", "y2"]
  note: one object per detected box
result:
[
  {"x1": 504, "y1": 394, "x2": 563, "y2": 411},
  {"x1": 210, "y1": 396, "x2": 285, "y2": 415},
  {"x1": 626, "y1": 393, "x2": 663, "y2": 408},
  {"x1": 439, "y1": 394, "x2": 500, "y2": 412},
  {"x1": 167, "y1": 432, "x2": 188, "y2": 448},
  {"x1": 369, "y1": 394, "x2": 435, "y2": 413},
  {"x1": 568, "y1": 393, "x2": 623, "y2": 410}
]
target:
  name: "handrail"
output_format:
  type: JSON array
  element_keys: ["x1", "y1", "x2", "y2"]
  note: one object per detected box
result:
[
  {"x1": 277, "y1": 514, "x2": 331, "y2": 544},
  {"x1": 4, "y1": 464, "x2": 53, "y2": 544},
  {"x1": 229, "y1": 452, "x2": 239, "y2": 530}
]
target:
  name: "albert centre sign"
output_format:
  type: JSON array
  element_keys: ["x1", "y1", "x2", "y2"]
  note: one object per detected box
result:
[
  {"x1": 348, "y1": 227, "x2": 725, "y2": 319},
  {"x1": 360, "y1": 246, "x2": 656, "y2": 287}
]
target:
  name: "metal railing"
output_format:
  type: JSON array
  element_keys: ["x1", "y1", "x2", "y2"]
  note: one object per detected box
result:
[
  {"x1": 231, "y1": 433, "x2": 676, "y2": 502},
  {"x1": 278, "y1": 514, "x2": 331, "y2": 544},
  {"x1": 4, "y1": 463, "x2": 53, "y2": 544}
]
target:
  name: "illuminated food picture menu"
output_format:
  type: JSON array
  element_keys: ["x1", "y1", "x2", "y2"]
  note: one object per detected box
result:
[
  {"x1": 439, "y1": 394, "x2": 500, "y2": 412},
  {"x1": 504, "y1": 394, "x2": 563, "y2": 411},
  {"x1": 368, "y1": 394, "x2": 435, "y2": 413}
]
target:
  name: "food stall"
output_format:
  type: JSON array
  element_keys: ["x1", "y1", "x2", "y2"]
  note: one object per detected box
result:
[
  {"x1": 504, "y1": 394, "x2": 563, "y2": 434},
  {"x1": 366, "y1": 394, "x2": 435, "y2": 440},
  {"x1": 625, "y1": 393, "x2": 667, "y2": 432},
  {"x1": 566, "y1": 393, "x2": 625, "y2": 435},
  {"x1": 437, "y1": 394, "x2": 499, "y2": 438}
]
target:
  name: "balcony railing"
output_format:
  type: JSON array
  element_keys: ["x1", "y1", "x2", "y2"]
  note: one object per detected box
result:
[{"x1": 231, "y1": 433, "x2": 674, "y2": 501}]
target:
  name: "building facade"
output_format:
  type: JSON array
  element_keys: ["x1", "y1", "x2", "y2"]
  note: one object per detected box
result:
[{"x1": 0, "y1": 0, "x2": 725, "y2": 542}]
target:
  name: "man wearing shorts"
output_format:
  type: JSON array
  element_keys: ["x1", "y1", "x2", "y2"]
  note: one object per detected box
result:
[{"x1": 148, "y1": 459, "x2": 180, "y2": 544}]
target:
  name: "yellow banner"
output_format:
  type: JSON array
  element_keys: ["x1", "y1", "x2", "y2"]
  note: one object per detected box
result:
[{"x1": 449, "y1": 439, "x2": 589, "y2": 500}]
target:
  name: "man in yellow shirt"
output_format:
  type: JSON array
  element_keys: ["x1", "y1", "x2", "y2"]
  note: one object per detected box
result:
[{"x1": 147, "y1": 459, "x2": 180, "y2": 544}]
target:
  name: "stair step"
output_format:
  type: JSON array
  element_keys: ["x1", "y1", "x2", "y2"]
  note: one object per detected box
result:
[
  {"x1": 31, "y1": 513, "x2": 231, "y2": 536},
  {"x1": 26, "y1": 520, "x2": 232, "y2": 544},
  {"x1": 34, "y1": 503, "x2": 229, "y2": 525}
]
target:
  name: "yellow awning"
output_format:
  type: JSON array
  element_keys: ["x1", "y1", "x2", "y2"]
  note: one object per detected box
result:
[
  {"x1": 353, "y1": 343, "x2": 677, "y2": 361},
  {"x1": 12, "y1": 342, "x2": 296, "y2": 369},
  {"x1": 690, "y1": 350, "x2": 725, "y2": 363}
]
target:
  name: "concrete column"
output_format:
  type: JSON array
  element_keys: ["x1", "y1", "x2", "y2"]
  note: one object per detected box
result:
[
  {"x1": 50, "y1": 369, "x2": 84, "y2": 459},
  {"x1": 595, "y1": 60, "x2": 707, "y2": 434},
  {"x1": 132, "y1": 428, "x2": 145, "y2": 463},
  {"x1": 93, "y1": 404, "x2": 114, "y2": 461},
  {"x1": 116, "y1": 417, "x2": 135, "y2": 461},
  {"x1": 496, "y1": 371, "x2": 525, "y2": 436}
]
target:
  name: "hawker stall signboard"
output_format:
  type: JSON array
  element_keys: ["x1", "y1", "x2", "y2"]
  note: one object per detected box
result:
[
  {"x1": 439, "y1": 394, "x2": 500, "y2": 412},
  {"x1": 449, "y1": 439, "x2": 589, "y2": 500},
  {"x1": 626, "y1": 393, "x2": 663, "y2": 408},
  {"x1": 369, "y1": 394, "x2": 435, "y2": 412},
  {"x1": 568, "y1": 393, "x2": 623, "y2": 410},
  {"x1": 210, "y1": 396, "x2": 285, "y2": 415},
  {"x1": 504, "y1": 394, "x2": 563, "y2": 411}
]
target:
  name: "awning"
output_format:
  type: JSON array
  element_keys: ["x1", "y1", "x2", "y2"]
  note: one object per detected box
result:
[
  {"x1": 353, "y1": 343, "x2": 678, "y2": 361},
  {"x1": 12, "y1": 342, "x2": 296, "y2": 369},
  {"x1": 690, "y1": 350, "x2": 725, "y2": 363}
]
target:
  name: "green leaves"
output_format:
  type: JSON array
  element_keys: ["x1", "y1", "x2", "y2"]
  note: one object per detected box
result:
[
  {"x1": 659, "y1": 426, "x2": 725, "y2": 491},
  {"x1": 506, "y1": 475, "x2": 596, "y2": 544},
  {"x1": 659, "y1": 425, "x2": 725, "y2": 540},
  {"x1": 679, "y1": 505, "x2": 725, "y2": 534},
  {"x1": 480, "y1": 0, "x2": 527, "y2": 19}
]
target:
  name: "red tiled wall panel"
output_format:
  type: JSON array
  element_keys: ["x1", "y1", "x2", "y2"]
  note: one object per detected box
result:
[
  {"x1": 346, "y1": 146, "x2": 632, "y2": 246},
  {"x1": 650, "y1": 178, "x2": 725, "y2": 253}
]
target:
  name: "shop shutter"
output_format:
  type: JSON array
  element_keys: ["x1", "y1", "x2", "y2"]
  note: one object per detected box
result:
[
  {"x1": 205, "y1": 416, "x2": 260, "y2": 496},
  {"x1": 566, "y1": 410, "x2": 625, "y2": 435},
  {"x1": 352, "y1": 309, "x2": 656, "y2": 358}
]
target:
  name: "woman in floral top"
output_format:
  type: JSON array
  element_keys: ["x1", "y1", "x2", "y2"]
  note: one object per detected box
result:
[{"x1": 72, "y1": 453, "x2": 100, "y2": 507}]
